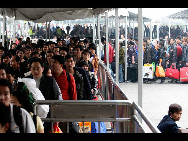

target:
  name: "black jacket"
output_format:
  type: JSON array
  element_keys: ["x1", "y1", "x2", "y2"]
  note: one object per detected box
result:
[
  {"x1": 26, "y1": 74, "x2": 60, "y2": 100},
  {"x1": 76, "y1": 67, "x2": 92, "y2": 100},
  {"x1": 158, "y1": 46, "x2": 167, "y2": 69},
  {"x1": 169, "y1": 43, "x2": 177, "y2": 63},
  {"x1": 182, "y1": 45, "x2": 188, "y2": 63},
  {"x1": 157, "y1": 115, "x2": 179, "y2": 133},
  {"x1": 143, "y1": 44, "x2": 152, "y2": 64},
  {"x1": 73, "y1": 68, "x2": 84, "y2": 100}
]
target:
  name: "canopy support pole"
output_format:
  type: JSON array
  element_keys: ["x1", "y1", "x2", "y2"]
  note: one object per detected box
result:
[
  {"x1": 169, "y1": 18, "x2": 171, "y2": 38},
  {"x1": 2, "y1": 9, "x2": 5, "y2": 47},
  {"x1": 157, "y1": 20, "x2": 159, "y2": 40},
  {"x1": 97, "y1": 14, "x2": 101, "y2": 62},
  {"x1": 138, "y1": 8, "x2": 143, "y2": 112},
  {"x1": 115, "y1": 8, "x2": 119, "y2": 83},
  {"x1": 150, "y1": 21, "x2": 152, "y2": 41},
  {"x1": 49, "y1": 21, "x2": 51, "y2": 41},
  {"x1": 105, "y1": 12, "x2": 109, "y2": 71},
  {"x1": 124, "y1": 16, "x2": 128, "y2": 81},
  {"x1": 46, "y1": 21, "x2": 47, "y2": 42},
  {"x1": 93, "y1": 15, "x2": 95, "y2": 44},
  {"x1": 13, "y1": 10, "x2": 16, "y2": 43}
]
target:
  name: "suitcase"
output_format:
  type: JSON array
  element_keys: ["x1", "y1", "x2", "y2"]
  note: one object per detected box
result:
[
  {"x1": 180, "y1": 67, "x2": 188, "y2": 82},
  {"x1": 165, "y1": 65, "x2": 180, "y2": 79}
]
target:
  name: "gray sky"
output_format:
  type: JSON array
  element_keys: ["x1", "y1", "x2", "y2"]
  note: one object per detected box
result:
[{"x1": 128, "y1": 8, "x2": 187, "y2": 21}]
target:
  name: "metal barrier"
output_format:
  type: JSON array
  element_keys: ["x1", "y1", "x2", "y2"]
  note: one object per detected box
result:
[
  {"x1": 97, "y1": 62, "x2": 160, "y2": 133},
  {"x1": 34, "y1": 100, "x2": 134, "y2": 133}
]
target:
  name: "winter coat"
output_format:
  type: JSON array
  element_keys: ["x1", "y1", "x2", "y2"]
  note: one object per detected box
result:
[
  {"x1": 90, "y1": 54, "x2": 99, "y2": 75},
  {"x1": 182, "y1": 45, "x2": 188, "y2": 63},
  {"x1": 104, "y1": 43, "x2": 114, "y2": 64},
  {"x1": 143, "y1": 44, "x2": 152, "y2": 64},
  {"x1": 73, "y1": 68, "x2": 84, "y2": 100},
  {"x1": 168, "y1": 43, "x2": 177, "y2": 63},
  {"x1": 127, "y1": 45, "x2": 137, "y2": 64},
  {"x1": 157, "y1": 115, "x2": 179, "y2": 133},
  {"x1": 119, "y1": 47, "x2": 125, "y2": 64},
  {"x1": 158, "y1": 46, "x2": 167, "y2": 69}
]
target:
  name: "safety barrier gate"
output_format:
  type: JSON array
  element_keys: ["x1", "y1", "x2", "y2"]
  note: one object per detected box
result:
[
  {"x1": 96, "y1": 62, "x2": 160, "y2": 133},
  {"x1": 34, "y1": 100, "x2": 133, "y2": 133}
]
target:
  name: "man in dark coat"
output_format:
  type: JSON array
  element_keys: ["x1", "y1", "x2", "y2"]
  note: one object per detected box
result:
[
  {"x1": 168, "y1": 38, "x2": 178, "y2": 83},
  {"x1": 26, "y1": 57, "x2": 61, "y2": 100},
  {"x1": 25, "y1": 57, "x2": 61, "y2": 133},
  {"x1": 157, "y1": 103, "x2": 182, "y2": 133}
]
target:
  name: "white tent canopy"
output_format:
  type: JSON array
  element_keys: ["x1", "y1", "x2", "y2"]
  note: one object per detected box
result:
[{"x1": 0, "y1": 8, "x2": 112, "y2": 22}]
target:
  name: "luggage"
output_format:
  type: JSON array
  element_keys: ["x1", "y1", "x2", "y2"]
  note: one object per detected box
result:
[
  {"x1": 91, "y1": 122, "x2": 107, "y2": 133},
  {"x1": 155, "y1": 66, "x2": 165, "y2": 77},
  {"x1": 143, "y1": 63, "x2": 155, "y2": 79},
  {"x1": 78, "y1": 122, "x2": 91, "y2": 133},
  {"x1": 50, "y1": 122, "x2": 63, "y2": 133},
  {"x1": 180, "y1": 67, "x2": 188, "y2": 82},
  {"x1": 165, "y1": 65, "x2": 180, "y2": 79}
]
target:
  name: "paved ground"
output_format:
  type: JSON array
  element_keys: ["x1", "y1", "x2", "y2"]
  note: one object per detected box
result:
[{"x1": 119, "y1": 78, "x2": 188, "y2": 131}]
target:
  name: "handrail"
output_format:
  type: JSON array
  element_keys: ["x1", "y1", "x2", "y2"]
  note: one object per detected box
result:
[
  {"x1": 132, "y1": 102, "x2": 160, "y2": 133},
  {"x1": 98, "y1": 61, "x2": 160, "y2": 133},
  {"x1": 35, "y1": 100, "x2": 133, "y2": 105}
]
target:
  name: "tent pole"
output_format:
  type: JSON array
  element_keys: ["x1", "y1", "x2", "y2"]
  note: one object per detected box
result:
[
  {"x1": 105, "y1": 12, "x2": 109, "y2": 71},
  {"x1": 2, "y1": 9, "x2": 5, "y2": 47},
  {"x1": 0, "y1": 19, "x2": 1, "y2": 42},
  {"x1": 97, "y1": 14, "x2": 101, "y2": 62},
  {"x1": 157, "y1": 20, "x2": 159, "y2": 40},
  {"x1": 13, "y1": 10, "x2": 16, "y2": 43},
  {"x1": 133, "y1": 19, "x2": 135, "y2": 39},
  {"x1": 115, "y1": 8, "x2": 119, "y2": 83},
  {"x1": 49, "y1": 21, "x2": 50, "y2": 41},
  {"x1": 93, "y1": 15, "x2": 95, "y2": 44},
  {"x1": 46, "y1": 21, "x2": 47, "y2": 42},
  {"x1": 138, "y1": 8, "x2": 143, "y2": 112},
  {"x1": 169, "y1": 18, "x2": 171, "y2": 38},
  {"x1": 124, "y1": 15, "x2": 127, "y2": 82},
  {"x1": 150, "y1": 20, "x2": 152, "y2": 41}
]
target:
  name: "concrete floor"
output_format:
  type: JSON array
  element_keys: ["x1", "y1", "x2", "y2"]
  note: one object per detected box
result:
[{"x1": 118, "y1": 79, "x2": 188, "y2": 131}]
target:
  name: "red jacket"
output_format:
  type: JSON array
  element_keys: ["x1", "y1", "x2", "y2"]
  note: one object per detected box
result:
[
  {"x1": 104, "y1": 43, "x2": 114, "y2": 64},
  {"x1": 52, "y1": 69, "x2": 77, "y2": 100}
]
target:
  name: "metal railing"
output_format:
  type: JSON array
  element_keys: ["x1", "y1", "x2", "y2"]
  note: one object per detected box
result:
[
  {"x1": 34, "y1": 100, "x2": 134, "y2": 133},
  {"x1": 97, "y1": 62, "x2": 160, "y2": 133}
]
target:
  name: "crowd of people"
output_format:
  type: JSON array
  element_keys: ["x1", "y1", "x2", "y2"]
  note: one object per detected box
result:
[
  {"x1": 0, "y1": 35, "x2": 101, "y2": 133},
  {"x1": 104, "y1": 34, "x2": 188, "y2": 84},
  {"x1": 1, "y1": 20, "x2": 188, "y2": 133}
]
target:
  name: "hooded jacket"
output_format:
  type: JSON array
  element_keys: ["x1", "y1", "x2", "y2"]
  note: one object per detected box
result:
[{"x1": 157, "y1": 115, "x2": 179, "y2": 133}]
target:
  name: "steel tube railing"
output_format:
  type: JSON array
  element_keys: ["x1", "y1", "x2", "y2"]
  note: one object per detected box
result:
[{"x1": 98, "y1": 62, "x2": 160, "y2": 133}]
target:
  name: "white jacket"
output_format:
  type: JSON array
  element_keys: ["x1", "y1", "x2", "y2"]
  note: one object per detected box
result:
[{"x1": 10, "y1": 103, "x2": 36, "y2": 133}]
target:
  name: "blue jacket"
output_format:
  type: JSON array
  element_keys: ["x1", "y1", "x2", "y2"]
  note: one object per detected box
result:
[{"x1": 157, "y1": 115, "x2": 179, "y2": 133}]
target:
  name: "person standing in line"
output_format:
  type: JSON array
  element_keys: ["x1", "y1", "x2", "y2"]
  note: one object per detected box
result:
[
  {"x1": 167, "y1": 38, "x2": 178, "y2": 83},
  {"x1": 181, "y1": 38, "x2": 188, "y2": 67},
  {"x1": 66, "y1": 24, "x2": 70, "y2": 35},
  {"x1": 51, "y1": 55, "x2": 77, "y2": 100},
  {"x1": 0, "y1": 79, "x2": 36, "y2": 133},
  {"x1": 157, "y1": 41, "x2": 167, "y2": 84}
]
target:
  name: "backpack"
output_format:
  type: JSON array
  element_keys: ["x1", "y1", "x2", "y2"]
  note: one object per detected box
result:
[
  {"x1": 13, "y1": 105, "x2": 38, "y2": 133},
  {"x1": 13, "y1": 105, "x2": 24, "y2": 133}
]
